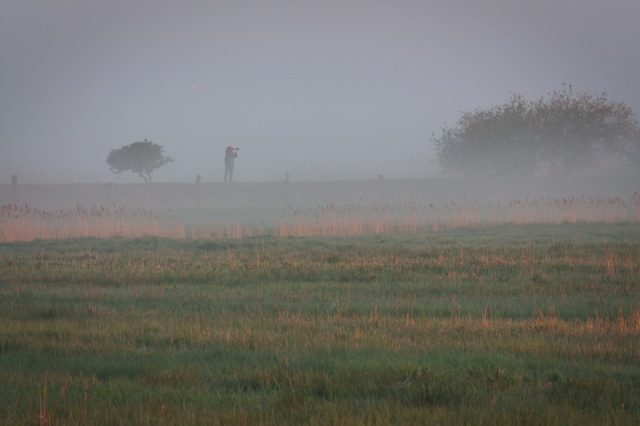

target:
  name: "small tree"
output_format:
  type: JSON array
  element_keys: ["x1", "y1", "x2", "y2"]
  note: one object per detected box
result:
[{"x1": 107, "y1": 139, "x2": 173, "y2": 183}]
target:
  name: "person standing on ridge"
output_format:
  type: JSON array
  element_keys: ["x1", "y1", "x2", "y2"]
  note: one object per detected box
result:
[{"x1": 224, "y1": 145, "x2": 239, "y2": 183}]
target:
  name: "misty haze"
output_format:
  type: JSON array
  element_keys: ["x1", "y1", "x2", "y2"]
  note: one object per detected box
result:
[
  {"x1": 2, "y1": 1, "x2": 640, "y2": 238},
  {"x1": 2, "y1": 1, "x2": 639, "y2": 183},
  {"x1": 2, "y1": 1, "x2": 639, "y2": 227},
  {"x1": 4, "y1": 3, "x2": 640, "y2": 423}
]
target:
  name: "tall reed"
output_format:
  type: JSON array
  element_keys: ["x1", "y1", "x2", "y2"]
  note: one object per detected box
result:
[
  {"x1": 275, "y1": 195, "x2": 640, "y2": 237},
  {"x1": 0, "y1": 204, "x2": 185, "y2": 242},
  {"x1": 3, "y1": 193, "x2": 639, "y2": 241}
]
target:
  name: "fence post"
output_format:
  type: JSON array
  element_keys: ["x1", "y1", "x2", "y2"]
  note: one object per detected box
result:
[
  {"x1": 283, "y1": 173, "x2": 290, "y2": 205},
  {"x1": 195, "y1": 175, "x2": 201, "y2": 208},
  {"x1": 11, "y1": 175, "x2": 18, "y2": 203}
]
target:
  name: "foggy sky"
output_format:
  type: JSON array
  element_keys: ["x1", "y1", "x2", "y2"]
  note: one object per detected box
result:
[{"x1": 1, "y1": 0, "x2": 639, "y2": 183}]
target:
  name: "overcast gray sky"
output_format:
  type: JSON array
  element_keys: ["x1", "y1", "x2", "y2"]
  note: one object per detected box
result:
[{"x1": 1, "y1": 0, "x2": 639, "y2": 183}]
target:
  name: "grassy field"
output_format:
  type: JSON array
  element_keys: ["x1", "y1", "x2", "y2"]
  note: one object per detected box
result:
[{"x1": 1, "y1": 223, "x2": 640, "y2": 425}]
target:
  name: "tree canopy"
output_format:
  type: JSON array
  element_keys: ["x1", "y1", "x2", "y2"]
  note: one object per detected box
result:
[
  {"x1": 106, "y1": 139, "x2": 173, "y2": 183},
  {"x1": 432, "y1": 85, "x2": 639, "y2": 177}
]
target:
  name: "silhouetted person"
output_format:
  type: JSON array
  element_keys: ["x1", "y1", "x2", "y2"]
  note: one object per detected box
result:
[{"x1": 224, "y1": 145, "x2": 239, "y2": 183}]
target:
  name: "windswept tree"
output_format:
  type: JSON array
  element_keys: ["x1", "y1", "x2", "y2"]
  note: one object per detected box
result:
[
  {"x1": 432, "y1": 85, "x2": 638, "y2": 177},
  {"x1": 107, "y1": 139, "x2": 173, "y2": 183}
]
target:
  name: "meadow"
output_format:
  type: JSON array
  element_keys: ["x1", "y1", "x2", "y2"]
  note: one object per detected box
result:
[{"x1": 1, "y1": 223, "x2": 640, "y2": 425}]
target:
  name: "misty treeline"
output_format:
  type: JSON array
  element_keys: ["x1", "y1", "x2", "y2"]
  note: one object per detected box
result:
[
  {"x1": 106, "y1": 139, "x2": 173, "y2": 183},
  {"x1": 432, "y1": 84, "x2": 640, "y2": 177}
]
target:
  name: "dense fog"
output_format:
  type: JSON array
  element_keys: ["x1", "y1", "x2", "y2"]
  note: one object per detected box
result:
[{"x1": 2, "y1": 1, "x2": 639, "y2": 184}]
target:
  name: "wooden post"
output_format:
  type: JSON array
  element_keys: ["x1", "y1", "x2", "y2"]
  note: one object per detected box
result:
[
  {"x1": 283, "y1": 173, "x2": 290, "y2": 205},
  {"x1": 11, "y1": 175, "x2": 18, "y2": 203},
  {"x1": 377, "y1": 174, "x2": 384, "y2": 202},
  {"x1": 195, "y1": 175, "x2": 201, "y2": 208},
  {"x1": 106, "y1": 182, "x2": 113, "y2": 206}
]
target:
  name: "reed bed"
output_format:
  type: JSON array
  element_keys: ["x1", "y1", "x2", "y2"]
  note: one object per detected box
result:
[
  {"x1": 276, "y1": 194, "x2": 640, "y2": 237},
  {"x1": 0, "y1": 204, "x2": 186, "y2": 242},
  {"x1": 275, "y1": 201, "x2": 428, "y2": 237},
  {"x1": 3, "y1": 193, "x2": 640, "y2": 241}
]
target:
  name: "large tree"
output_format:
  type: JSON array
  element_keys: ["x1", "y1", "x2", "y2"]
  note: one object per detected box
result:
[
  {"x1": 107, "y1": 139, "x2": 173, "y2": 183},
  {"x1": 532, "y1": 85, "x2": 638, "y2": 176},
  {"x1": 432, "y1": 85, "x2": 638, "y2": 177}
]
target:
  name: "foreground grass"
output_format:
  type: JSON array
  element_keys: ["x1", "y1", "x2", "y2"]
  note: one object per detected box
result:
[{"x1": 1, "y1": 223, "x2": 639, "y2": 425}]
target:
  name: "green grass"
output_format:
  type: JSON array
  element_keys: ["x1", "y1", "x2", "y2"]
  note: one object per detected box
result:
[{"x1": 1, "y1": 223, "x2": 640, "y2": 425}]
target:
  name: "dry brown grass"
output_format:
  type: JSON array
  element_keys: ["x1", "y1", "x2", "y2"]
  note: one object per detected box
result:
[
  {"x1": 0, "y1": 204, "x2": 185, "y2": 242},
  {"x1": 3, "y1": 193, "x2": 639, "y2": 241},
  {"x1": 274, "y1": 194, "x2": 640, "y2": 237}
]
